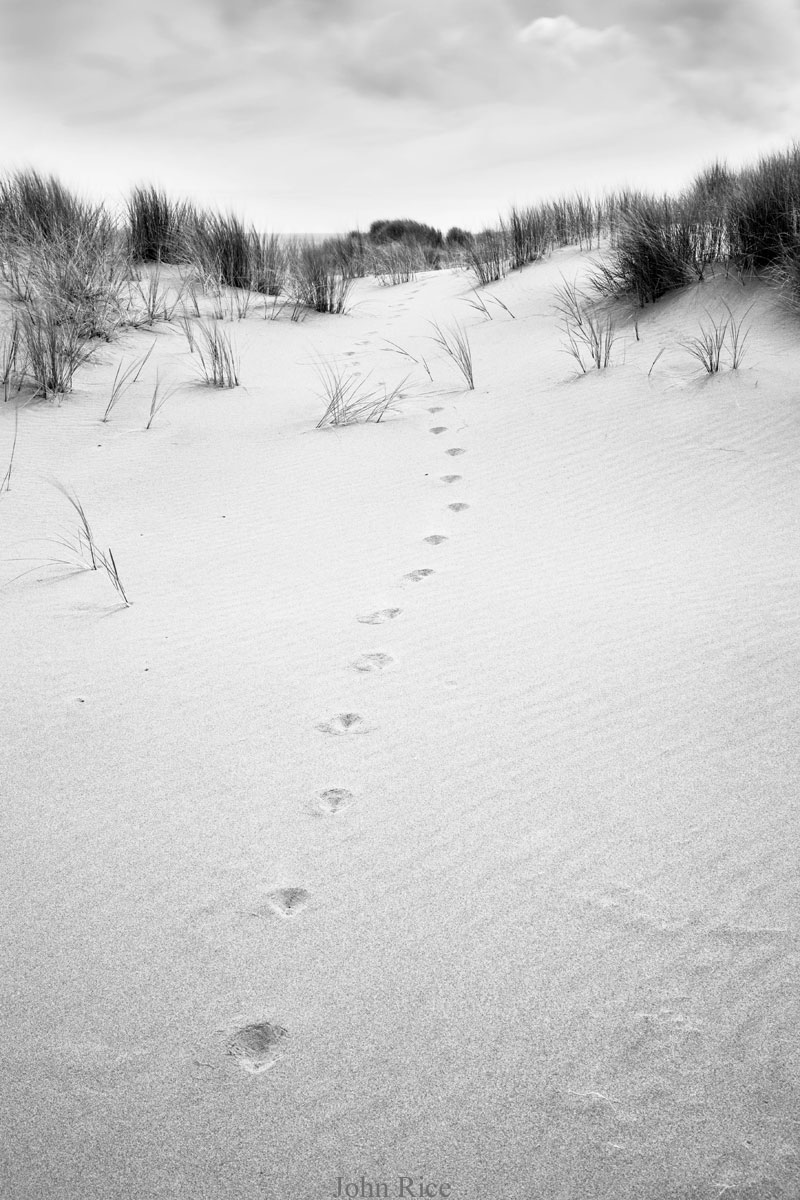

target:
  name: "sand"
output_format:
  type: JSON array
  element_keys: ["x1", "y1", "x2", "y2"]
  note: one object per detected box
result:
[{"x1": 1, "y1": 249, "x2": 799, "y2": 1199}]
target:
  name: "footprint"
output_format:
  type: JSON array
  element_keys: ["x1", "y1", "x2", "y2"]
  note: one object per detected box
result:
[
  {"x1": 428, "y1": 406, "x2": 444, "y2": 413},
  {"x1": 402, "y1": 568, "x2": 434, "y2": 583},
  {"x1": 351, "y1": 652, "x2": 394, "y2": 672},
  {"x1": 423, "y1": 534, "x2": 448, "y2": 545},
  {"x1": 441, "y1": 475, "x2": 462, "y2": 484},
  {"x1": 263, "y1": 887, "x2": 310, "y2": 918},
  {"x1": 429, "y1": 426, "x2": 447, "y2": 435},
  {"x1": 357, "y1": 608, "x2": 402, "y2": 625},
  {"x1": 226, "y1": 1022, "x2": 288, "y2": 1074},
  {"x1": 316, "y1": 712, "x2": 372, "y2": 735},
  {"x1": 448, "y1": 502, "x2": 470, "y2": 512},
  {"x1": 314, "y1": 788, "x2": 354, "y2": 816},
  {"x1": 445, "y1": 448, "x2": 466, "y2": 457}
]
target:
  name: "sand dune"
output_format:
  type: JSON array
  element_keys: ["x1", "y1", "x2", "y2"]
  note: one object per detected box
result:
[{"x1": 2, "y1": 249, "x2": 799, "y2": 1199}]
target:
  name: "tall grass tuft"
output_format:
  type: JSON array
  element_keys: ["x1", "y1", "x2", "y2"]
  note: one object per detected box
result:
[
  {"x1": 18, "y1": 304, "x2": 95, "y2": 398},
  {"x1": 554, "y1": 278, "x2": 617, "y2": 372},
  {"x1": 195, "y1": 321, "x2": 240, "y2": 387},
  {"x1": 466, "y1": 230, "x2": 508, "y2": 286},
  {"x1": 0, "y1": 169, "x2": 109, "y2": 246},
  {"x1": 290, "y1": 239, "x2": 355, "y2": 313},
  {"x1": 591, "y1": 196, "x2": 699, "y2": 306},
  {"x1": 680, "y1": 303, "x2": 753, "y2": 373},
  {"x1": 126, "y1": 186, "x2": 195, "y2": 263}
]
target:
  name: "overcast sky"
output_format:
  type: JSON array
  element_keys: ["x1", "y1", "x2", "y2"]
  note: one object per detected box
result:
[{"x1": 2, "y1": 0, "x2": 800, "y2": 233}]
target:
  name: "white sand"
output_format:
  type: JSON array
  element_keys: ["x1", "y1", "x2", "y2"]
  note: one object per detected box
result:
[{"x1": 2, "y1": 251, "x2": 799, "y2": 1199}]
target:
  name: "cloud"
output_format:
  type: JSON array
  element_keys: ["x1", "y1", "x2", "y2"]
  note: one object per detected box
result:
[
  {"x1": 1, "y1": 0, "x2": 800, "y2": 232},
  {"x1": 518, "y1": 14, "x2": 632, "y2": 55}
]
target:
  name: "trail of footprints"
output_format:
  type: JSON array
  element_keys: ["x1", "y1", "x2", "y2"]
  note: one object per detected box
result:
[{"x1": 226, "y1": 393, "x2": 472, "y2": 1074}]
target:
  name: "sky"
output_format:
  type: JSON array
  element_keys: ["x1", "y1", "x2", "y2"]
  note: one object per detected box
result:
[{"x1": 2, "y1": 0, "x2": 800, "y2": 234}]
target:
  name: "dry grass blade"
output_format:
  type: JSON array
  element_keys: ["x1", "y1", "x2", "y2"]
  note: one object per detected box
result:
[
  {"x1": 102, "y1": 339, "x2": 156, "y2": 421},
  {"x1": 1, "y1": 405, "x2": 19, "y2": 493},
  {"x1": 1, "y1": 319, "x2": 23, "y2": 401},
  {"x1": 725, "y1": 301, "x2": 754, "y2": 368},
  {"x1": 380, "y1": 338, "x2": 433, "y2": 382},
  {"x1": 53, "y1": 482, "x2": 99, "y2": 568},
  {"x1": 648, "y1": 348, "x2": 666, "y2": 377},
  {"x1": 96, "y1": 546, "x2": 130, "y2": 606},
  {"x1": 145, "y1": 369, "x2": 178, "y2": 429}
]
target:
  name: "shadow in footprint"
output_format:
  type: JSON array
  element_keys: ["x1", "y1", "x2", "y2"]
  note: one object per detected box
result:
[
  {"x1": 351, "y1": 651, "x2": 394, "y2": 672},
  {"x1": 316, "y1": 713, "x2": 372, "y2": 735},
  {"x1": 357, "y1": 608, "x2": 402, "y2": 625},
  {"x1": 402, "y1": 568, "x2": 434, "y2": 583},
  {"x1": 428, "y1": 406, "x2": 444, "y2": 413},
  {"x1": 441, "y1": 475, "x2": 462, "y2": 484},
  {"x1": 429, "y1": 426, "x2": 447, "y2": 435},
  {"x1": 445, "y1": 448, "x2": 466, "y2": 457},
  {"x1": 262, "y1": 887, "x2": 310, "y2": 919},
  {"x1": 448, "y1": 502, "x2": 470, "y2": 512},
  {"x1": 314, "y1": 788, "x2": 354, "y2": 816},
  {"x1": 424, "y1": 535, "x2": 448, "y2": 545},
  {"x1": 227, "y1": 1022, "x2": 288, "y2": 1074}
]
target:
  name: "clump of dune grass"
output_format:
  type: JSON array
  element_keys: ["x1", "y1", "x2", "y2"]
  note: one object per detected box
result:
[
  {"x1": 590, "y1": 196, "x2": 700, "y2": 306},
  {"x1": 428, "y1": 320, "x2": 474, "y2": 389},
  {"x1": 465, "y1": 230, "x2": 508, "y2": 286},
  {"x1": 727, "y1": 146, "x2": 800, "y2": 271},
  {"x1": 504, "y1": 204, "x2": 554, "y2": 268},
  {"x1": 3, "y1": 228, "x2": 130, "y2": 343},
  {"x1": 126, "y1": 186, "x2": 195, "y2": 263},
  {"x1": 190, "y1": 212, "x2": 252, "y2": 289},
  {"x1": 314, "y1": 357, "x2": 408, "y2": 428},
  {"x1": 195, "y1": 321, "x2": 239, "y2": 387},
  {"x1": 102, "y1": 340, "x2": 156, "y2": 421},
  {"x1": 680, "y1": 303, "x2": 753, "y2": 373},
  {"x1": 18, "y1": 302, "x2": 95, "y2": 399},
  {"x1": 290, "y1": 240, "x2": 356, "y2": 314},
  {"x1": 769, "y1": 232, "x2": 800, "y2": 313},
  {"x1": 250, "y1": 231, "x2": 288, "y2": 295},
  {"x1": 0, "y1": 169, "x2": 110, "y2": 246},
  {"x1": 554, "y1": 278, "x2": 617, "y2": 372},
  {"x1": 130, "y1": 265, "x2": 186, "y2": 325},
  {"x1": 373, "y1": 241, "x2": 422, "y2": 286}
]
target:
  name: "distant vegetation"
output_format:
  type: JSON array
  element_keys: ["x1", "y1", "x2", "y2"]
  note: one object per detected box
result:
[{"x1": 1, "y1": 143, "x2": 800, "y2": 400}]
